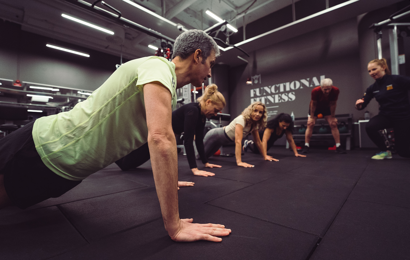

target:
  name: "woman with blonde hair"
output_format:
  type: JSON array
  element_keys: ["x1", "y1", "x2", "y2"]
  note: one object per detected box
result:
[
  {"x1": 202, "y1": 101, "x2": 275, "y2": 168},
  {"x1": 355, "y1": 58, "x2": 410, "y2": 160},
  {"x1": 116, "y1": 84, "x2": 226, "y2": 178},
  {"x1": 244, "y1": 113, "x2": 306, "y2": 160}
]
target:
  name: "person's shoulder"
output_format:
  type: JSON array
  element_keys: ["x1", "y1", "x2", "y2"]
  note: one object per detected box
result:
[
  {"x1": 236, "y1": 114, "x2": 245, "y2": 121},
  {"x1": 141, "y1": 56, "x2": 174, "y2": 69},
  {"x1": 311, "y1": 86, "x2": 321, "y2": 92},
  {"x1": 232, "y1": 114, "x2": 245, "y2": 125},
  {"x1": 266, "y1": 118, "x2": 275, "y2": 128},
  {"x1": 332, "y1": 86, "x2": 340, "y2": 94},
  {"x1": 185, "y1": 102, "x2": 201, "y2": 114},
  {"x1": 391, "y1": 74, "x2": 410, "y2": 82}
]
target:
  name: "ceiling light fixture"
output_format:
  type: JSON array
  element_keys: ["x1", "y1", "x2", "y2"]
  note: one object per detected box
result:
[
  {"x1": 28, "y1": 109, "x2": 43, "y2": 113},
  {"x1": 62, "y1": 14, "x2": 114, "y2": 35},
  {"x1": 148, "y1": 44, "x2": 159, "y2": 50},
  {"x1": 205, "y1": 10, "x2": 238, "y2": 33},
  {"x1": 123, "y1": 0, "x2": 177, "y2": 26},
  {"x1": 27, "y1": 94, "x2": 53, "y2": 99},
  {"x1": 46, "y1": 44, "x2": 90, "y2": 58},
  {"x1": 77, "y1": 91, "x2": 92, "y2": 96},
  {"x1": 27, "y1": 94, "x2": 53, "y2": 102},
  {"x1": 30, "y1": 86, "x2": 60, "y2": 91}
]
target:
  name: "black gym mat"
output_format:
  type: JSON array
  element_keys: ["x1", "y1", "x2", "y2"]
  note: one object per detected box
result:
[
  {"x1": 30, "y1": 173, "x2": 148, "y2": 209},
  {"x1": 58, "y1": 187, "x2": 162, "y2": 241},
  {"x1": 285, "y1": 161, "x2": 366, "y2": 181},
  {"x1": 177, "y1": 176, "x2": 251, "y2": 204},
  {"x1": 0, "y1": 207, "x2": 86, "y2": 260},
  {"x1": 208, "y1": 172, "x2": 356, "y2": 236},
  {"x1": 310, "y1": 199, "x2": 410, "y2": 260},
  {"x1": 2, "y1": 147, "x2": 410, "y2": 259},
  {"x1": 349, "y1": 164, "x2": 410, "y2": 209},
  {"x1": 50, "y1": 205, "x2": 319, "y2": 260}
]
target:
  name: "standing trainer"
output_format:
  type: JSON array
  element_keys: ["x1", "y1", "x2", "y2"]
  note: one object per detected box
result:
[
  {"x1": 0, "y1": 30, "x2": 231, "y2": 242},
  {"x1": 300, "y1": 78, "x2": 346, "y2": 154},
  {"x1": 355, "y1": 58, "x2": 410, "y2": 160}
]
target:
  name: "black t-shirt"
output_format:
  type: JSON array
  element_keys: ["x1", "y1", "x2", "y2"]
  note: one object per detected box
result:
[
  {"x1": 360, "y1": 75, "x2": 410, "y2": 119},
  {"x1": 258, "y1": 126, "x2": 286, "y2": 151},
  {"x1": 172, "y1": 103, "x2": 207, "y2": 168}
]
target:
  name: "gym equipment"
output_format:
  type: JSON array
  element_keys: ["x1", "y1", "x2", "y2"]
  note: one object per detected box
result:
[
  {"x1": 318, "y1": 123, "x2": 329, "y2": 134},
  {"x1": 370, "y1": 4, "x2": 410, "y2": 73},
  {"x1": 298, "y1": 124, "x2": 306, "y2": 134},
  {"x1": 338, "y1": 121, "x2": 348, "y2": 133}
]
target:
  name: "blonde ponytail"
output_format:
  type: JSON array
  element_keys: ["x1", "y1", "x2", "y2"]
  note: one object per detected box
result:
[{"x1": 197, "y1": 84, "x2": 226, "y2": 106}]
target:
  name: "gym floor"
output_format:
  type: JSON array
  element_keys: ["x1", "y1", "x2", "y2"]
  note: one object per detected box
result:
[{"x1": 1, "y1": 147, "x2": 410, "y2": 260}]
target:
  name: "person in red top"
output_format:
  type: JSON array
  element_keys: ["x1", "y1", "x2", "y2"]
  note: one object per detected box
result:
[{"x1": 300, "y1": 78, "x2": 346, "y2": 154}]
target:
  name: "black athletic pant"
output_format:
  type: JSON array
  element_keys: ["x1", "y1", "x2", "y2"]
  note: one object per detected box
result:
[
  {"x1": 115, "y1": 143, "x2": 150, "y2": 171},
  {"x1": 248, "y1": 142, "x2": 259, "y2": 154},
  {"x1": 365, "y1": 114, "x2": 410, "y2": 158}
]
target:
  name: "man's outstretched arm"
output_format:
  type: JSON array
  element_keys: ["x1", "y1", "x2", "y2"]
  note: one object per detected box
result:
[{"x1": 144, "y1": 82, "x2": 231, "y2": 242}]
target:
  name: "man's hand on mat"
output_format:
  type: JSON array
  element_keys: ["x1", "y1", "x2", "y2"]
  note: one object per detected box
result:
[
  {"x1": 264, "y1": 155, "x2": 279, "y2": 162},
  {"x1": 237, "y1": 162, "x2": 254, "y2": 168},
  {"x1": 191, "y1": 168, "x2": 215, "y2": 177},
  {"x1": 170, "y1": 218, "x2": 231, "y2": 242},
  {"x1": 295, "y1": 153, "x2": 306, "y2": 158},
  {"x1": 205, "y1": 162, "x2": 222, "y2": 169},
  {"x1": 177, "y1": 181, "x2": 195, "y2": 190}
]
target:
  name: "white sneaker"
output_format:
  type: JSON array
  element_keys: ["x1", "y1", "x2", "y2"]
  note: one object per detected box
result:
[{"x1": 243, "y1": 140, "x2": 253, "y2": 152}]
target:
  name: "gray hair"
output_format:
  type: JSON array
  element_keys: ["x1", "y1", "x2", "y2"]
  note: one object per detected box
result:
[
  {"x1": 321, "y1": 78, "x2": 333, "y2": 87},
  {"x1": 172, "y1": 29, "x2": 220, "y2": 62}
]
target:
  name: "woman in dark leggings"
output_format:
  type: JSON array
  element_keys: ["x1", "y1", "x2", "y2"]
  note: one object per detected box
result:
[
  {"x1": 355, "y1": 58, "x2": 410, "y2": 160},
  {"x1": 116, "y1": 84, "x2": 226, "y2": 178},
  {"x1": 243, "y1": 113, "x2": 306, "y2": 160}
]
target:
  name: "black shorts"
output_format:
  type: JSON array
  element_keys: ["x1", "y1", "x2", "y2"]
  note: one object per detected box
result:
[
  {"x1": 308, "y1": 107, "x2": 331, "y2": 117},
  {"x1": 0, "y1": 121, "x2": 82, "y2": 209}
]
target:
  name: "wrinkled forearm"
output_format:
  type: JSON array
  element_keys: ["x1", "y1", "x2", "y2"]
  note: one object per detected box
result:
[{"x1": 148, "y1": 133, "x2": 180, "y2": 235}]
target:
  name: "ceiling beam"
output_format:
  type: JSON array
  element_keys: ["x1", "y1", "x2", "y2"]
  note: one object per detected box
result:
[{"x1": 165, "y1": 0, "x2": 199, "y2": 20}]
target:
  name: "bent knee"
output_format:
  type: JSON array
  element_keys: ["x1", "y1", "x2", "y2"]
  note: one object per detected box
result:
[
  {"x1": 329, "y1": 121, "x2": 338, "y2": 129},
  {"x1": 307, "y1": 121, "x2": 315, "y2": 127}
]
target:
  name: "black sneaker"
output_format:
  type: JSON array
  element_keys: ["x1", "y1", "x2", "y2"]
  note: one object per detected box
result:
[
  {"x1": 335, "y1": 146, "x2": 346, "y2": 154},
  {"x1": 300, "y1": 146, "x2": 310, "y2": 154}
]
